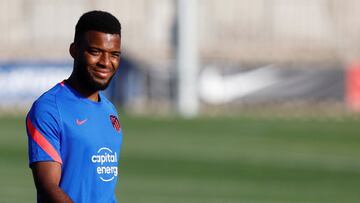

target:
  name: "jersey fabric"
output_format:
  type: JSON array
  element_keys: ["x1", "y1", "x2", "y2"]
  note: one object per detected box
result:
[{"x1": 26, "y1": 81, "x2": 123, "y2": 203}]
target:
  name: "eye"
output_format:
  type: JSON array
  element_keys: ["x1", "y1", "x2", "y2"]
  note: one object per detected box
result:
[
  {"x1": 88, "y1": 48, "x2": 101, "y2": 56},
  {"x1": 111, "y1": 52, "x2": 121, "y2": 59}
]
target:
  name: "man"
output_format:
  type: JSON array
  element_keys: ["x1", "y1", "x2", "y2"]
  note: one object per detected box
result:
[{"x1": 26, "y1": 10, "x2": 123, "y2": 202}]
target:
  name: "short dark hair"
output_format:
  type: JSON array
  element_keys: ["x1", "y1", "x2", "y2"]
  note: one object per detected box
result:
[{"x1": 74, "y1": 10, "x2": 121, "y2": 43}]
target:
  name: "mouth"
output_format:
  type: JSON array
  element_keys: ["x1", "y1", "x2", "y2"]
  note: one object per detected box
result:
[{"x1": 91, "y1": 68, "x2": 112, "y2": 80}]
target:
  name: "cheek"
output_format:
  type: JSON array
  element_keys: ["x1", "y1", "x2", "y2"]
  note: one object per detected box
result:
[
  {"x1": 112, "y1": 58, "x2": 120, "y2": 69},
  {"x1": 83, "y1": 54, "x2": 98, "y2": 65}
]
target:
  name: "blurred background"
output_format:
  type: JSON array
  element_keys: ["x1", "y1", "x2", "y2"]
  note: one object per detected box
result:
[{"x1": 1, "y1": 0, "x2": 360, "y2": 202}]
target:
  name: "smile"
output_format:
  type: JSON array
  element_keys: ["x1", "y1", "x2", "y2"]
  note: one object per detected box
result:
[{"x1": 92, "y1": 69, "x2": 112, "y2": 79}]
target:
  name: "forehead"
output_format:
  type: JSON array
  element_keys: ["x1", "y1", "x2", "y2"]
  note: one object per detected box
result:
[{"x1": 82, "y1": 30, "x2": 121, "y2": 50}]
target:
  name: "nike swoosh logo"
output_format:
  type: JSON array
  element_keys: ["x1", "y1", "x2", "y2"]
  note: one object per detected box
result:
[
  {"x1": 199, "y1": 65, "x2": 280, "y2": 104},
  {"x1": 76, "y1": 119, "x2": 88, "y2": 125}
]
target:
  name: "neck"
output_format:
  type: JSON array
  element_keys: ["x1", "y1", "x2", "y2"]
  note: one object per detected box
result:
[{"x1": 66, "y1": 75, "x2": 100, "y2": 102}]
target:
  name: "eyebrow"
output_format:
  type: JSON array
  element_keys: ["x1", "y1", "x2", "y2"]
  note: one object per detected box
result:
[{"x1": 87, "y1": 46, "x2": 121, "y2": 54}]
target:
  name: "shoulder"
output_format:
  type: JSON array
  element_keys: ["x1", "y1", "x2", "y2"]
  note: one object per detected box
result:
[
  {"x1": 31, "y1": 84, "x2": 63, "y2": 115},
  {"x1": 28, "y1": 83, "x2": 64, "y2": 129}
]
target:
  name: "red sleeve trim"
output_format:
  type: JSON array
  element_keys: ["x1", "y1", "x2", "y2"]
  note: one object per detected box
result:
[{"x1": 27, "y1": 116, "x2": 63, "y2": 164}]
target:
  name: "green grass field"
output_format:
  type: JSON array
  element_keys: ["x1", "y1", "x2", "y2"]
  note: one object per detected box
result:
[{"x1": 1, "y1": 115, "x2": 360, "y2": 203}]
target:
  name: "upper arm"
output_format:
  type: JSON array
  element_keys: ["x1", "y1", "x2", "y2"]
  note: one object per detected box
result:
[
  {"x1": 31, "y1": 161, "x2": 62, "y2": 189},
  {"x1": 27, "y1": 95, "x2": 73, "y2": 202},
  {"x1": 26, "y1": 98, "x2": 63, "y2": 165},
  {"x1": 31, "y1": 161, "x2": 73, "y2": 203}
]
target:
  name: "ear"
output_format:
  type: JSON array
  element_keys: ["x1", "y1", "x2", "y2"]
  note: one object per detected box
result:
[{"x1": 69, "y1": 43, "x2": 77, "y2": 59}]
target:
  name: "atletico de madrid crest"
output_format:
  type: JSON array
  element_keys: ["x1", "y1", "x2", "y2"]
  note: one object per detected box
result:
[{"x1": 109, "y1": 115, "x2": 121, "y2": 132}]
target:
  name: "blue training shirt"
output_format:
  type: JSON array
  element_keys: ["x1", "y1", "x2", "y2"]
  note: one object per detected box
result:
[{"x1": 26, "y1": 81, "x2": 123, "y2": 203}]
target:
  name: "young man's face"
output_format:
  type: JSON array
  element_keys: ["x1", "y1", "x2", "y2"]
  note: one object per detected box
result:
[{"x1": 75, "y1": 30, "x2": 121, "y2": 91}]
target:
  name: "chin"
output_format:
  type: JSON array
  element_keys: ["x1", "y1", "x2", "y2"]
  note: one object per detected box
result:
[
  {"x1": 90, "y1": 75, "x2": 114, "y2": 91},
  {"x1": 90, "y1": 80, "x2": 111, "y2": 91},
  {"x1": 78, "y1": 66, "x2": 115, "y2": 91}
]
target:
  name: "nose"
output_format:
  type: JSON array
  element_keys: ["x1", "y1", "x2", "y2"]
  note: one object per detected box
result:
[{"x1": 98, "y1": 53, "x2": 111, "y2": 68}]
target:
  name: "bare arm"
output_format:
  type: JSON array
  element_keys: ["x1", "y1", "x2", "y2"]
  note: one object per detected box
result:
[{"x1": 31, "y1": 162, "x2": 73, "y2": 203}]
